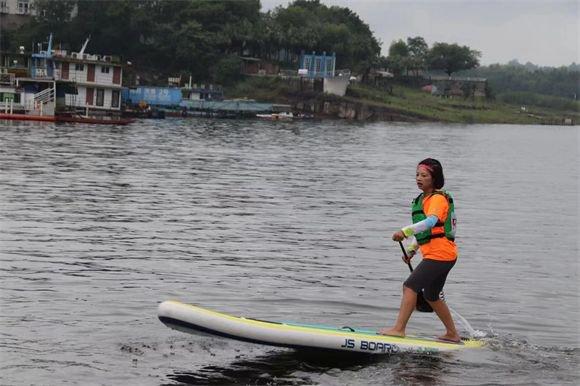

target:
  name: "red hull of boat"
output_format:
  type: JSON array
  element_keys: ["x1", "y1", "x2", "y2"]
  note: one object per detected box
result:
[
  {"x1": 55, "y1": 116, "x2": 134, "y2": 125},
  {"x1": 0, "y1": 113, "x2": 56, "y2": 122},
  {"x1": 1, "y1": 113, "x2": 134, "y2": 125}
]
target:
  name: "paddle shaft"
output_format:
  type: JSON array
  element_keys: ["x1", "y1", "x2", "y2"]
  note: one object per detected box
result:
[{"x1": 399, "y1": 241, "x2": 414, "y2": 272}]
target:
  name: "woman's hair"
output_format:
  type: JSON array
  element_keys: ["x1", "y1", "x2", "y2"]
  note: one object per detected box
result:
[{"x1": 418, "y1": 158, "x2": 445, "y2": 189}]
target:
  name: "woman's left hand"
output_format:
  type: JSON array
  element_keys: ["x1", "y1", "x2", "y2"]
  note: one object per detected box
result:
[
  {"x1": 402, "y1": 249, "x2": 415, "y2": 264},
  {"x1": 392, "y1": 230, "x2": 405, "y2": 241}
]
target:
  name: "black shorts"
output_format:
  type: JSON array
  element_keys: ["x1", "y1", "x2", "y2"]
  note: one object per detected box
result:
[{"x1": 404, "y1": 259, "x2": 456, "y2": 301}]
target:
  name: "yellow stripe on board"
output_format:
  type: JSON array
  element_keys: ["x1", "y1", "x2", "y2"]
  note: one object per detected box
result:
[{"x1": 164, "y1": 300, "x2": 484, "y2": 349}]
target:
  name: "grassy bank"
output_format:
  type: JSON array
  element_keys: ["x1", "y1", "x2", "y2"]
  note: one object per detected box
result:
[
  {"x1": 345, "y1": 83, "x2": 578, "y2": 124},
  {"x1": 225, "y1": 77, "x2": 578, "y2": 124}
]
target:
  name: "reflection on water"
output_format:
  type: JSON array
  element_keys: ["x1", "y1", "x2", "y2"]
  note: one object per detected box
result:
[
  {"x1": 165, "y1": 349, "x2": 450, "y2": 386},
  {"x1": 0, "y1": 119, "x2": 578, "y2": 385},
  {"x1": 166, "y1": 350, "x2": 380, "y2": 385}
]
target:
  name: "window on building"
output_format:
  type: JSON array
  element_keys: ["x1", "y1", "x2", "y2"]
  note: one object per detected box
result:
[
  {"x1": 0, "y1": 1, "x2": 8, "y2": 13},
  {"x1": 111, "y1": 90, "x2": 119, "y2": 108},
  {"x1": 75, "y1": 64, "x2": 84, "y2": 71},
  {"x1": 101, "y1": 66, "x2": 110, "y2": 74},
  {"x1": 315, "y1": 58, "x2": 321, "y2": 74},
  {"x1": 96, "y1": 89, "x2": 104, "y2": 106},
  {"x1": 18, "y1": 1, "x2": 30, "y2": 14},
  {"x1": 326, "y1": 60, "x2": 333, "y2": 75}
]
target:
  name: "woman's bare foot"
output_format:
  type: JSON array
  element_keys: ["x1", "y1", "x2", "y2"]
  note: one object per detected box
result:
[
  {"x1": 437, "y1": 333, "x2": 461, "y2": 343},
  {"x1": 378, "y1": 328, "x2": 405, "y2": 337}
]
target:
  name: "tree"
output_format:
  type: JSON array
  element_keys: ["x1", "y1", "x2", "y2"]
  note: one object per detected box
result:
[
  {"x1": 32, "y1": 0, "x2": 76, "y2": 35},
  {"x1": 460, "y1": 62, "x2": 580, "y2": 100},
  {"x1": 406, "y1": 36, "x2": 428, "y2": 76},
  {"x1": 270, "y1": 0, "x2": 381, "y2": 72},
  {"x1": 386, "y1": 39, "x2": 409, "y2": 76},
  {"x1": 427, "y1": 42, "x2": 480, "y2": 77},
  {"x1": 212, "y1": 55, "x2": 242, "y2": 86},
  {"x1": 13, "y1": 0, "x2": 381, "y2": 83}
]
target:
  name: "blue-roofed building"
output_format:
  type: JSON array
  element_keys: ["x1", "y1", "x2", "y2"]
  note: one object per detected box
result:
[{"x1": 298, "y1": 51, "x2": 336, "y2": 79}]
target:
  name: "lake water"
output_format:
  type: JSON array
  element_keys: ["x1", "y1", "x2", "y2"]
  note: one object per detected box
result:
[{"x1": 0, "y1": 119, "x2": 578, "y2": 385}]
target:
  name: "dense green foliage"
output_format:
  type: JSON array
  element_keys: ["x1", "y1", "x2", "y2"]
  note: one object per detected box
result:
[
  {"x1": 457, "y1": 62, "x2": 579, "y2": 110},
  {"x1": 4, "y1": 0, "x2": 380, "y2": 83},
  {"x1": 426, "y1": 42, "x2": 480, "y2": 76},
  {"x1": 385, "y1": 38, "x2": 480, "y2": 77},
  {"x1": 4, "y1": 0, "x2": 576, "y2": 115},
  {"x1": 266, "y1": 0, "x2": 380, "y2": 72},
  {"x1": 460, "y1": 62, "x2": 579, "y2": 100},
  {"x1": 384, "y1": 37, "x2": 578, "y2": 110}
]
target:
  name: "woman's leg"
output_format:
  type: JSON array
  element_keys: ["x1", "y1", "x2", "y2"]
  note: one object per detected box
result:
[
  {"x1": 427, "y1": 298, "x2": 460, "y2": 342},
  {"x1": 379, "y1": 285, "x2": 417, "y2": 337}
]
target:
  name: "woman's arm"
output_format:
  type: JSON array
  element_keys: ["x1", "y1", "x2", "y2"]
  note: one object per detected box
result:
[
  {"x1": 401, "y1": 215, "x2": 438, "y2": 238},
  {"x1": 392, "y1": 215, "x2": 437, "y2": 249},
  {"x1": 405, "y1": 235, "x2": 419, "y2": 255}
]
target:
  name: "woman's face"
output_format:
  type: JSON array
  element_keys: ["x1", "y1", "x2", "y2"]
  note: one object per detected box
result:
[{"x1": 416, "y1": 165, "x2": 434, "y2": 193}]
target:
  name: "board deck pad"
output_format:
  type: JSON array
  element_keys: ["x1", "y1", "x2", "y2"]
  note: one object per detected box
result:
[{"x1": 158, "y1": 300, "x2": 484, "y2": 354}]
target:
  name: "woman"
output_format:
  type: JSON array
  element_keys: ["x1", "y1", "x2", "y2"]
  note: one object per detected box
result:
[{"x1": 379, "y1": 158, "x2": 460, "y2": 343}]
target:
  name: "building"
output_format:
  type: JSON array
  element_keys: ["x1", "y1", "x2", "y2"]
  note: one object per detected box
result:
[
  {"x1": 240, "y1": 57, "x2": 280, "y2": 76},
  {"x1": 428, "y1": 76, "x2": 487, "y2": 98},
  {"x1": 0, "y1": 0, "x2": 35, "y2": 16},
  {"x1": 0, "y1": 0, "x2": 77, "y2": 30},
  {"x1": 0, "y1": 0, "x2": 34, "y2": 30},
  {"x1": 296, "y1": 51, "x2": 351, "y2": 97},
  {"x1": 1, "y1": 34, "x2": 125, "y2": 118},
  {"x1": 29, "y1": 36, "x2": 124, "y2": 113},
  {"x1": 53, "y1": 51, "x2": 123, "y2": 112},
  {"x1": 184, "y1": 84, "x2": 223, "y2": 101},
  {"x1": 299, "y1": 51, "x2": 336, "y2": 79},
  {"x1": 0, "y1": 0, "x2": 78, "y2": 17},
  {"x1": 1, "y1": 45, "x2": 55, "y2": 116}
]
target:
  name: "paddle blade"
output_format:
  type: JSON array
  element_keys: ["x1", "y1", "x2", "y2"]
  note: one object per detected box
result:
[{"x1": 416, "y1": 291, "x2": 434, "y2": 313}]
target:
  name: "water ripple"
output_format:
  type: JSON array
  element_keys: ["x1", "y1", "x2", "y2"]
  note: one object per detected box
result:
[{"x1": 0, "y1": 120, "x2": 578, "y2": 385}]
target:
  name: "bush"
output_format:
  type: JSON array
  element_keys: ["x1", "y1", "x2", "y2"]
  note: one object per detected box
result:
[{"x1": 498, "y1": 91, "x2": 579, "y2": 111}]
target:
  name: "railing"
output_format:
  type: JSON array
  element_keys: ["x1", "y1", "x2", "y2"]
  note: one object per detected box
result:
[
  {"x1": 0, "y1": 100, "x2": 23, "y2": 113},
  {"x1": 34, "y1": 87, "x2": 55, "y2": 104}
]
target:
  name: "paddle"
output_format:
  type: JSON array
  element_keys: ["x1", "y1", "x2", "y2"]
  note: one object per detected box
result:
[{"x1": 398, "y1": 241, "x2": 434, "y2": 313}]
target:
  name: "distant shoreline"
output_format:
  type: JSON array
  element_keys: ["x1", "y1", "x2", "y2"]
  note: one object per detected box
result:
[{"x1": 224, "y1": 78, "x2": 577, "y2": 125}]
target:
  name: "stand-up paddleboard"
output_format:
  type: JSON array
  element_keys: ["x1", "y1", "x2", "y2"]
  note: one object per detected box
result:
[{"x1": 158, "y1": 300, "x2": 484, "y2": 354}]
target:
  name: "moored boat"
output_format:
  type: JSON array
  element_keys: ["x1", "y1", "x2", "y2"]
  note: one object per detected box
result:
[
  {"x1": 1, "y1": 112, "x2": 134, "y2": 125},
  {"x1": 256, "y1": 111, "x2": 294, "y2": 120},
  {"x1": 55, "y1": 114, "x2": 134, "y2": 125}
]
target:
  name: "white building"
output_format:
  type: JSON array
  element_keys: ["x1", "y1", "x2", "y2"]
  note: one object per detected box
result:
[
  {"x1": 29, "y1": 35, "x2": 124, "y2": 113},
  {"x1": 0, "y1": 0, "x2": 35, "y2": 15},
  {"x1": 0, "y1": 0, "x2": 77, "y2": 16},
  {"x1": 51, "y1": 51, "x2": 123, "y2": 112}
]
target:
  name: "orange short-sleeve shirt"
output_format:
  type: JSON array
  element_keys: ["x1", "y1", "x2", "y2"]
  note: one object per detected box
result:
[{"x1": 418, "y1": 194, "x2": 457, "y2": 261}]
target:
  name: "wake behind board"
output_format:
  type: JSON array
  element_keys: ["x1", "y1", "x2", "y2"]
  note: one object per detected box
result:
[{"x1": 158, "y1": 300, "x2": 483, "y2": 354}]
